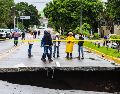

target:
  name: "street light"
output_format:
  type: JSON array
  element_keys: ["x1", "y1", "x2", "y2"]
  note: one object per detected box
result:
[{"x1": 16, "y1": 11, "x2": 22, "y2": 28}]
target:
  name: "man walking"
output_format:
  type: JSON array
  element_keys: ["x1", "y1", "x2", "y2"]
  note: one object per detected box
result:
[
  {"x1": 21, "y1": 31, "x2": 25, "y2": 40},
  {"x1": 41, "y1": 30, "x2": 53, "y2": 62},
  {"x1": 78, "y1": 33, "x2": 84, "y2": 60},
  {"x1": 13, "y1": 30, "x2": 20, "y2": 46},
  {"x1": 27, "y1": 31, "x2": 34, "y2": 58},
  {"x1": 38, "y1": 30, "x2": 40, "y2": 36},
  {"x1": 33, "y1": 30, "x2": 37, "y2": 39}
]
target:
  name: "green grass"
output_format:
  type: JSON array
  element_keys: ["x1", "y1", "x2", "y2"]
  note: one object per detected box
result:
[{"x1": 84, "y1": 42, "x2": 120, "y2": 58}]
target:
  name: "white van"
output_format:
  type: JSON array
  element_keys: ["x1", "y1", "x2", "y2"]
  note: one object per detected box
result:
[
  {"x1": 0, "y1": 29, "x2": 6, "y2": 39},
  {"x1": 0, "y1": 29, "x2": 12, "y2": 39}
]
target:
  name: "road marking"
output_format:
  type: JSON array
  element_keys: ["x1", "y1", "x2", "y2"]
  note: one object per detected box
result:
[
  {"x1": 14, "y1": 63, "x2": 26, "y2": 68},
  {"x1": 55, "y1": 61, "x2": 60, "y2": 67},
  {"x1": 0, "y1": 43, "x2": 26, "y2": 60}
]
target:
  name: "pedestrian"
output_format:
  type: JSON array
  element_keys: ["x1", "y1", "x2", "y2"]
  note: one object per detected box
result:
[
  {"x1": 38, "y1": 30, "x2": 40, "y2": 36},
  {"x1": 34, "y1": 30, "x2": 37, "y2": 39},
  {"x1": 27, "y1": 31, "x2": 34, "y2": 58},
  {"x1": 41, "y1": 30, "x2": 53, "y2": 62},
  {"x1": 13, "y1": 30, "x2": 20, "y2": 46},
  {"x1": 78, "y1": 33, "x2": 84, "y2": 60},
  {"x1": 103, "y1": 35, "x2": 108, "y2": 46},
  {"x1": 21, "y1": 31, "x2": 25, "y2": 40},
  {"x1": 66, "y1": 32, "x2": 75, "y2": 59},
  {"x1": 53, "y1": 33, "x2": 60, "y2": 58}
]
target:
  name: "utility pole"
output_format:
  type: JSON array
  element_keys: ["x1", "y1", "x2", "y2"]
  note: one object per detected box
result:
[
  {"x1": 80, "y1": 0, "x2": 82, "y2": 33},
  {"x1": 14, "y1": 16, "x2": 16, "y2": 29},
  {"x1": 22, "y1": 12, "x2": 23, "y2": 25},
  {"x1": 11, "y1": 6, "x2": 16, "y2": 29}
]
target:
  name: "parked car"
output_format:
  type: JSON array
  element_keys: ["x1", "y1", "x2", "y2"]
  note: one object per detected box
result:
[
  {"x1": 0, "y1": 30, "x2": 6, "y2": 39},
  {"x1": 111, "y1": 42, "x2": 118, "y2": 49},
  {"x1": 4, "y1": 29, "x2": 12, "y2": 39}
]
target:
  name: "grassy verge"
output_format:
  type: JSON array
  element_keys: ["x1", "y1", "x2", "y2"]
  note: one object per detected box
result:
[{"x1": 84, "y1": 42, "x2": 120, "y2": 58}]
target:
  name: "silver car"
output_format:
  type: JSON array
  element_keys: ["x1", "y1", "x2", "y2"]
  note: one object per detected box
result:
[{"x1": 111, "y1": 42, "x2": 118, "y2": 49}]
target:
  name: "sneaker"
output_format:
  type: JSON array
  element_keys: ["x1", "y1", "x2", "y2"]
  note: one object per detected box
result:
[
  {"x1": 49, "y1": 59, "x2": 53, "y2": 62},
  {"x1": 57, "y1": 55, "x2": 60, "y2": 58},
  {"x1": 53, "y1": 55, "x2": 55, "y2": 58},
  {"x1": 28, "y1": 55, "x2": 33, "y2": 58},
  {"x1": 65, "y1": 56, "x2": 69, "y2": 59},
  {"x1": 77, "y1": 56, "x2": 80, "y2": 60},
  {"x1": 81, "y1": 57, "x2": 84, "y2": 59},
  {"x1": 41, "y1": 58, "x2": 46, "y2": 62}
]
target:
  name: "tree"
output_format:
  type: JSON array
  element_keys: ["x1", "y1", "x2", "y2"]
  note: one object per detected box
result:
[
  {"x1": 105, "y1": 0, "x2": 120, "y2": 34},
  {"x1": 0, "y1": 0, "x2": 14, "y2": 28},
  {"x1": 15, "y1": 2, "x2": 40, "y2": 29},
  {"x1": 44, "y1": 0, "x2": 103, "y2": 34},
  {"x1": 82, "y1": 23, "x2": 91, "y2": 36}
]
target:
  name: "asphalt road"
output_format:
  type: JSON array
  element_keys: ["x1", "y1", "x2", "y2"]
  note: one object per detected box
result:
[
  {"x1": 0, "y1": 33, "x2": 116, "y2": 68},
  {"x1": 0, "y1": 31, "x2": 119, "y2": 94}
]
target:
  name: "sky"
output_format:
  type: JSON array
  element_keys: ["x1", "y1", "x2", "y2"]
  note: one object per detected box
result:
[
  {"x1": 14, "y1": 0, "x2": 107, "y2": 11},
  {"x1": 14, "y1": 0, "x2": 52, "y2": 11}
]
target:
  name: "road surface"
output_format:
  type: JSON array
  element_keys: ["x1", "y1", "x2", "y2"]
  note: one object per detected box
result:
[{"x1": 0, "y1": 34, "x2": 117, "y2": 69}]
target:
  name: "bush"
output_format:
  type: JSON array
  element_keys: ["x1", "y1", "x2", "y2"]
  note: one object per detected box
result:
[
  {"x1": 110, "y1": 35, "x2": 120, "y2": 43},
  {"x1": 74, "y1": 27, "x2": 81, "y2": 34},
  {"x1": 93, "y1": 33, "x2": 100, "y2": 39}
]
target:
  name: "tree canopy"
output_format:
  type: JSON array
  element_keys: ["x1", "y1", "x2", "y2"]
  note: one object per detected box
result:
[
  {"x1": 0, "y1": 1, "x2": 40, "y2": 29},
  {"x1": 15, "y1": 2, "x2": 40, "y2": 29},
  {"x1": 44, "y1": 0, "x2": 104, "y2": 34},
  {"x1": 0, "y1": 0, "x2": 14, "y2": 28}
]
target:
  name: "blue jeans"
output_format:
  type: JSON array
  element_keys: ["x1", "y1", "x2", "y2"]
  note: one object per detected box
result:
[
  {"x1": 78, "y1": 46, "x2": 84, "y2": 57},
  {"x1": 28, "y1": 44, "x2": 33, "y2": 56},
  {"x1": 53, "y1": 46, "x2": 59, "y2": 57},
  {"x1": 42, "y1": 46, "x2": 52, "y2": 59}
]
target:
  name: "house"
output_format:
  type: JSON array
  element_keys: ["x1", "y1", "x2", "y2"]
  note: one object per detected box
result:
[{"x1": 99, "y1": 25, "x2": 120, "y2": 37}]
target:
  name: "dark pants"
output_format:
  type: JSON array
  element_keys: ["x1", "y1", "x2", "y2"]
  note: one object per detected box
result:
[
  {"x1": 78, "y1": 46, "x2": 84, "y2": 57},
  {"x1": 14, "y1": 37, "x2": 18, "y2": 46},
  {"x1": 53, "y1": 46, "x2": 59, "y2": 57},
  {"x1": 21, "y1": 36, "x2": 25, "y2": 40},
  {"x1": 28, "y1": 44, "x2": 33, "y2": 56},
  {"x1": 66, "y1": 53, "x2": 72, "y2": 58},
  {"x1": 42, "y1": 46, "x2": 52, "y2": 60},
  {"x1": 34, "y1": 34, "x2": 37, "y2": 38}
]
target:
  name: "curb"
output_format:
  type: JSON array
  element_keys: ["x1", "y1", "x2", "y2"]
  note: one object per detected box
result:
[{"x1": 84, "y1": 46, "x2": 120, "y2": 65}]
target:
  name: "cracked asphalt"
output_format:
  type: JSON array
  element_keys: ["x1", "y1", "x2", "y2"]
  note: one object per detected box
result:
[{"x1": 0, "y1": 33, "x2": 117, "y2": 69}]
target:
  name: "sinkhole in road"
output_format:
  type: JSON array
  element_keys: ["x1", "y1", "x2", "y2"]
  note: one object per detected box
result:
[{"x1": 0, "y1": 70, "x2": 120, "y2": 93}]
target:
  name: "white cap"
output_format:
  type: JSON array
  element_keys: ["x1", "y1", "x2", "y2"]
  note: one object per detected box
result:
[{"x1": 56, "y1": 33, "x2": 59, "y2": 36}]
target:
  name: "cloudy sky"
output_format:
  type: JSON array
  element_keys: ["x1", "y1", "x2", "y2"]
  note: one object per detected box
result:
[{"x1": 14, "y1": 0, "x2": 107, "y2": 11}]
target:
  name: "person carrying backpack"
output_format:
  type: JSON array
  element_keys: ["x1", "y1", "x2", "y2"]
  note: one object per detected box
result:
[{"x1": 41, "y1": 30, "x2": 53, "y2": 62}]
